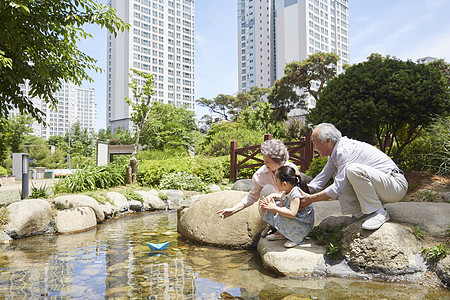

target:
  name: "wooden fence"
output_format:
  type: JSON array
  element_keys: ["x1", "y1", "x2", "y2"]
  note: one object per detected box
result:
[{"x1": 229, "y1": 132, "x2": 314, "y2": 183}]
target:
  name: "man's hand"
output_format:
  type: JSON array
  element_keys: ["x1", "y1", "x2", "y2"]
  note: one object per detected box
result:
[{"x1": 298, "y1": 189, "x2": 314, "y2": 210}]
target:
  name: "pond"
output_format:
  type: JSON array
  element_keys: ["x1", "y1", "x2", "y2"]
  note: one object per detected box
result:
[{"x1": 0, "y1": 212, "x2": 448, "y2": 299}]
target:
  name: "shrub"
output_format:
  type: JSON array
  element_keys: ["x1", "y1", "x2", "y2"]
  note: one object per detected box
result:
[
  {"x1": 137, "y1": 155, "x2": 228, "y2": 187},
  {"x1": 0, "y1": 166, "x2": 8, "y2": 176},
  {"x1": 310, "y1": 224, "x2": 346, "y2": 260},
  {"x1": 421, "y1": 244, "x2": 449, "y2": 261},
  {"x1": 159, "y1": 172, "x2": 207, "y2": 192},
  {"x1": 306, "y1": 156, "x2": 328, "y2": 178},
  {"x1": 121, "y1": 189, "x2": 144, "y2": 202},
  {"x1": 136, "y1": 147, "x2": 187, "y2": 161},
  {"x1": 397, "y1": 116, "x2": 450, "y2": 175},
  {"x1": 54, "y1": 164, "x2": 125, "y2": 193},
  {"x1": 198, "y1": 121, "x2": 264, "y2": 157},
  {"x1": 30, "y1": 183, "x2": 51, "y2": 199}
]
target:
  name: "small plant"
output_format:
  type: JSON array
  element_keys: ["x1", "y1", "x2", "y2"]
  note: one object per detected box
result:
[
  {"x1": 415, "y1": 190, "x2": 439, "y2": 202},
  {"x1": 310, "y1": 224, "x2": 346, "y2": 260},
  {"x1": 121, "y1": 189, "x2": 144, "y2": 202},
  {"x1": 30, "y1": 183, "x2": 51, "y2": 199},
  {"x1": 411, "y1": 225, "x2": 425, "y2": 240},
  {"x1": 159, "y1": 171, "x2": 207, "y2": 192},
  {"x1": 0, "y1": 207, "x2": 10, "y2": 229},
  {"x1": 54, "y1": 203, "x2": 66, "y2": 210},
  {"x1": 158, "y1": 192, "x2": 168, "y2": 201},
  {"x1": 84, "y1": 192, "x2": 108, "y2": 204},
  {"x1": 421, "y1": 244, "x2": 449, "y2": 261}
]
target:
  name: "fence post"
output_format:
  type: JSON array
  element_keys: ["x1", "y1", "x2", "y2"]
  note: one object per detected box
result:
[
  {"x1": 264, "y1": 134, "x2": 272, "y2": 141},
  {"x1": 305, "y1": 131, "x2": 314, "y2": 170},
  {"x1": 230, "y1": 140, "x2": 238, "y2": 183}
]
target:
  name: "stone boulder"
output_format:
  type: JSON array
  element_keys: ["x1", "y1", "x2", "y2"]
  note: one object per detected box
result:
[
  {"x1": 53, "y1": 195, "x2": 105, "y2": 223},
  {"x1": 160, "y1": 189, "x2": 184, "y2": 210},
  {"x1": 207, "y1": 184, "x2": 222, "y2": 193},
  {"x1": 5, "y1": 199, "x2": 52, "y2": 239},
  {"x1": 106, "y1": 192, "x2": 129, "y2": 212},
  {"x1": 135, "y1": 191, "x2": 166, "y2": 210},
  {"x1": 180, "y1": 194, "x2": 201, "y2": 208},
  {"x1": 55, "y1": 207, "x2": 97, "y2": 234},
  {"x1": 231, "y1": 179, "x2": 253, "y2": 192},
  {"x1": 436, "y1": 255, "x2": 450, "y2": 286},
  {"x1": 312, "y1": 200, "x2": 345, "y2": 226},
  {"x1": 177, "y1": 190, "x2": 266, "y2": 248},
  {"x1": 257, "y1": 237, "x2": 325, "y2": 276},
  {"x1": 384, "y1": 202, "x2": 450, "y2": 235},
  {"x1": 129, "y1": 200, "x2": 143, "y2": 211},
  {"x1": 341, "y1": 222, "x2": 423, "y2": 274},
  {"x1": 440, "y1": 192, "x2": 450, "y2": 203}
]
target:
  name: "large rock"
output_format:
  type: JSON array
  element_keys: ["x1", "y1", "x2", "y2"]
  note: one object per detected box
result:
[
  {"x1": 312, "y1": 200, "x2": 344, "y2": 226},
  {"x1": 341, "y1": 222, "x2": 423, "y2": 274},
  {"x1": 160, "y1": 189, "x2": 184, "y2": 210},
  {"x1": 135, "y1": 191, "x2": 166, "y2": 210},
  {"x1": 257, "y1": 238, "x2": 325, "y2": 276},
  {"x1": 177, "y1": 190, "x2": 265, "y2": 248},
  {"x1": 384, "y1": 202, "x2": 450, "y2": 235},
  {"x1": 436, "y1": 255, "x2": 450, "y2": 286},
  {"x1": 5, "y1": 199, "x2": 52, "y2": 239},
  {"x1": 106, "y1": 192, "x2": 129, "y2": 212},
  {"x1": 53, "y1": 195, "x2": 105, "y2": 223},
  {"x1": 55, "y1": 207, "x2": 97, "y2": 234},
  {"x1": 231, "y1": 179, "x2": 253, "y2": 192}
]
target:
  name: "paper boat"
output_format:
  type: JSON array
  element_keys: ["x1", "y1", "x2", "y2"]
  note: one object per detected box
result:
[{"x1": 146, "y1": 241, "x2": 170, "y2": 251}]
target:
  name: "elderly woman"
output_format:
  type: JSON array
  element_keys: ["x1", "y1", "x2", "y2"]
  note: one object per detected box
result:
[{"x1": 217, "y1": 139, "x2": 299, "y2": 234}]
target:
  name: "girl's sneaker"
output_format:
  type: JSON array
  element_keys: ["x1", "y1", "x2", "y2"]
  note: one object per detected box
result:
[
  {"x1": 266, "y1": 232, "x2": 286, "y2": 241},
  {"x1": 283, "y1": 240, "x2": 297, "y2": 248}
]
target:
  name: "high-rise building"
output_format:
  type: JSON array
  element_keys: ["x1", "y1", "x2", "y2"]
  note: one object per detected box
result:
[
  {"x1": 107, "y1": 0, "x2": 195, "y2": 133},
  {"x1": 14, "y1": 82, "x2": 97, "y2": 139},
  {"x1": 238, "y1": 0, "x2": 349, "y2": 107}
]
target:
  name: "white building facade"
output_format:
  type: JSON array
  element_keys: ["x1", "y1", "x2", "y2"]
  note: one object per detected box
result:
[
  {"x1": 15, "y1": 82, "x2": 97, "y2": 139},
  {"x1": 107, "y1": 0, "x2": 195, "y2": 133},
  {"x1": 238, "y1": 0, "x2": 349, "y2": 107}
]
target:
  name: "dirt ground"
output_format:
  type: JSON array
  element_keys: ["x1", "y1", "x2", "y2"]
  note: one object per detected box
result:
[{"x1": 403, "y1": 170, "x2": 450, "y2": 203}]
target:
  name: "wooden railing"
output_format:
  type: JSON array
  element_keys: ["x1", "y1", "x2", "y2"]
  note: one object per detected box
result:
[{"x1": 229, "y1": 132, "x2": 314, "y2": 183}]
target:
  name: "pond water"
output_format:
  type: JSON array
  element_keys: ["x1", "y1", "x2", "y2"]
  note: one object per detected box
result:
[{"x1": 0, "y1": 212, "x2": 448, "y2": 299}]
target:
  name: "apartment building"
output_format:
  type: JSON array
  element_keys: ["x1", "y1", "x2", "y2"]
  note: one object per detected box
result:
[
  {"x1": 15, "y1": 82, "x2": 97, "y2": 139},
  {"x1": 107, "y1": 0, "x2": 195, "y2": 132},
  {"x1": 238, "y1": 0, "x2": 350, "y2": 107}
]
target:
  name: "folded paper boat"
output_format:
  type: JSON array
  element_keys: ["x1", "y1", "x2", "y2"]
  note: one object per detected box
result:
[{"x1": 146, "y1": 241, "x2": 170, "y2": 251}]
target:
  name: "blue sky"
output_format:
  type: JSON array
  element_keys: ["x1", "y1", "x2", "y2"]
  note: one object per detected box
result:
[{"x1": 78, "y1": 0, "x2": 450, "y2": 130}]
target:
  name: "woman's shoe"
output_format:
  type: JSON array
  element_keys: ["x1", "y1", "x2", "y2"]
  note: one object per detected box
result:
[
  {"x1": 266, "y1": 232, "x2": 286, "y2": 241},
  {"x1": 284, "y1": 240, "x2": 297, "y2": 248}
]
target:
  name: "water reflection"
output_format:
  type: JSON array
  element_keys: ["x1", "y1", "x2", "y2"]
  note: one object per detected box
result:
[{"x1": 0, "y1": 212, "x2": 448, "y2": 299}]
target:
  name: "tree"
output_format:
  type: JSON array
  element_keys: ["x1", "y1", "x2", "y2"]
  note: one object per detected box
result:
[
  {"x1": 196, "y1": 86, "x2": 270, "y2": 122},
  {"x1": 307, "y1": 54, "x2": 450, "y2": 161},
  {"x1": 268, "y1": 52, "x2": 339, "y2": 122},
  {"x1": 140, "y1": 102, "x2": 199, "y2": 151},
  {"x1": 0, "y1": 0, "x2": 128, "y2": 123},
  {"x1": 4, "y1": 114, "x2": 33, "y2": 153},
  {"x1": 427, "y1": 59, "x2": 450, "y2": 86},
  {"x1": 238, "y1": 102, "x2": 284, "y2": 138},
  {"x1": 276, "y1": 52, "x2": 340, "y2": 102}
]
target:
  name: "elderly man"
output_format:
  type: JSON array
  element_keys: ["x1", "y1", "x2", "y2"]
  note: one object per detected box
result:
[{"x1": 299, "y1": 123, "x2": 408, "y2": 230}]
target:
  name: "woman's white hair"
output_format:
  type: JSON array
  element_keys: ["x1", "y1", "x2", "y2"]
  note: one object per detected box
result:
[
  {"x1": 260, "y1": 139, "x2": 289, "y2": 165},
  {"x1": 313, "y1": 123, "x2": 342, "y2": 144}
]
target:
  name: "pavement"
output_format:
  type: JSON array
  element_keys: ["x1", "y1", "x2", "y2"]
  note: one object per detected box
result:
[{"x1": 0, "y1": 179, "x2": 57, "y2": 206}]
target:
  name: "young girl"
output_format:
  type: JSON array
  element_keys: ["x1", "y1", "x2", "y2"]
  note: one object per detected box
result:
[{"x1": 259, "y1": 165, "x2": 314, "y2": 248}]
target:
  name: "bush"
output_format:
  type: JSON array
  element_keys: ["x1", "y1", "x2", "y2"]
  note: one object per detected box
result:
[
  {"x1": 305, "y1": 156, "x2": 328, "y2": 178},
  {"x1": 137, "y1": 155, "x2": 228, "y2": 187},
  {"x1": 54, "y1": 164, "x2": 125, "y2": 193},
  {"x1": 159, "y1": 172, "x2": 207, "y2": 192},
  {"x1": 121, "y1": 188, "x2": 144, "y2": 202},
  {"x1": 198, "y1": 121, "x2": 264, "y2": 157},
  {"x1": 136, "y1": 147, "x2": 188, "y2": 161},
  {"x1": 0, "y1": 166, "x2": 7, "y2": 176},
  {"x1": 397, "y1": 116, "x2": 450, "y2": 175}
]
